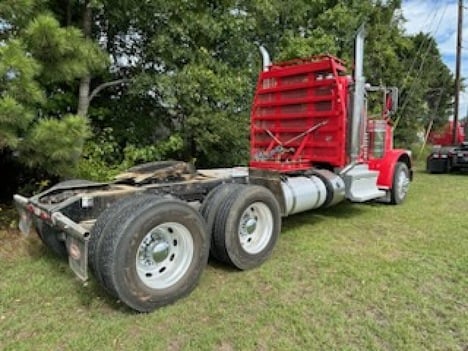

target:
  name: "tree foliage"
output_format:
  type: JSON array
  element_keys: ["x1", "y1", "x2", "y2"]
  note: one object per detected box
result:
[
  {"x1": 0, "y1": 1, "x2": 106, "y2": 186},
  {"x1": 0, "y1": 0, "x2": 457, "y2": 197},
  {"x1": 24, "y1": 14, "x2": 107, "y2": 83}
]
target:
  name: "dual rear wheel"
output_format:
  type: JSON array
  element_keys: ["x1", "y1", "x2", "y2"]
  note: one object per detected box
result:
[
  {"x1": 89, "y1": 195, "x2": 209, "y2": 312},
  {"x1": 89, "y1": 184, "x2": 281, "y2": 312},
  {"x1": 201, "y1": 184, "x2": 281, "y2": 270}
]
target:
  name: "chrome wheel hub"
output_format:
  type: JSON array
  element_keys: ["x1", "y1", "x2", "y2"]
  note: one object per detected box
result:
[
  {"x1": 151, "y1": 241, "x2": 170, "y2": 263},
  {"x1": 238, "y1": 202, "x2": 273, "y2": 254},
  {"x1": 136, "y1": 223, "x2": 194, "y2": 290},
  {"x1": 397, "y1": 171, "x2": 410, "y2": 199},
  {"x1": 245, "y1": 218, "x2": 257, "y2": 234}
]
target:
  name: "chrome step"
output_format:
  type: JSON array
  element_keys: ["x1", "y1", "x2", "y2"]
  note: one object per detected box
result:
[{"x1": 342, "y1": 164, "x2": 385, "y2": 202}]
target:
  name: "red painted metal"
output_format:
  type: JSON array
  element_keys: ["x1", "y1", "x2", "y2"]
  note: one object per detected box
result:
[
  {"x1": 367, "y1": 118, "x2": 410, "y2": 188},
  {"x1": 249, "y1": 55, "x2": 350, "y2": 172},
  {"x1": 428, "y1": 121, "x2": 465, "y2": 146},
  {"x1": 368, "y1": 149, "x2": 411, "y2": 188}
]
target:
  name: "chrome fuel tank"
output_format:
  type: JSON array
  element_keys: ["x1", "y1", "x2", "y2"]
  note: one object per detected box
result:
[{"x1": 281, "y1": 176, "x2": 327, "y2": 215}]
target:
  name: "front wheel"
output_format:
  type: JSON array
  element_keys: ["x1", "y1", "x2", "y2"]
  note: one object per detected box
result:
[
  {"x1": 390, "y1": 162, "x2": 410, "y2": 205},
  {"x1": 95, "y1": 197, "x2": 209, "y2": 312}
]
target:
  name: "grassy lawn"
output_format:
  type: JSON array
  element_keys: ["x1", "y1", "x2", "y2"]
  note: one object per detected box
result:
[{"x1": 0, "y1": 167, "x2": 467, "y2": 350}]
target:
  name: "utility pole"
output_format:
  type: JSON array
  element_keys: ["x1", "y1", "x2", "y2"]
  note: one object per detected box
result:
[{"x1": 452, "y1": 0, "x2": 463, "y2": 144}]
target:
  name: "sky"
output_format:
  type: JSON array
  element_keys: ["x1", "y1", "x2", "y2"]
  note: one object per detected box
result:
[{"x1": 401, "y1": 0, "x2": 467, "y2": 119}]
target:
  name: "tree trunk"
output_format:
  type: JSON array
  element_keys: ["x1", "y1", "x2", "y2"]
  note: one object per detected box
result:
[
  {"x1": 77, "y1": 1, "x2": 92, "y2": 117},
  {"x1": 76, "y1": 2, "x2": 129, "y2": 116},
  {"x1": 66, "y1": 0, "x2": 72, "y2": 26},
  {"x1": 77, "y1": 76, "x2": 91, "y2": 116}
]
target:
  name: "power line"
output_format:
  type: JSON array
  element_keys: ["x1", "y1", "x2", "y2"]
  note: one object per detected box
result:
[
  {"x1": 395, "y1": 2, "x2": 450, "y2": 129},
  {"x1": 452, "y1": 0, "x2": 463, "y2": 143},
  {"x1": 398, "y1": 4, "x2": 441, "y2": 98}
]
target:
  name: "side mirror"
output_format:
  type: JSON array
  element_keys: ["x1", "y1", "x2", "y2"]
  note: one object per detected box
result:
[{"x1": 386, "y1": 87, "x2": 399, "y2": 115}]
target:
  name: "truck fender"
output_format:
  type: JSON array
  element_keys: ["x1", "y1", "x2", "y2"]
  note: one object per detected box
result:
[{"x1": 370, "y1": 150, "x2": 412, "y2": 189}]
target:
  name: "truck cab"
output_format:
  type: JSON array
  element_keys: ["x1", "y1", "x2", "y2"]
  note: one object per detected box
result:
[
  {"x1": 13, "y1": 27, "x2": 412, "y2": 312},
  {"x1": 426, "y1": 121, "x2": 468, "y2": 173}
]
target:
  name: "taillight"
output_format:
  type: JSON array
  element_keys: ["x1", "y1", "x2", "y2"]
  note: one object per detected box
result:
[
  {"x1": 40, "y1": 212, "x2": 51, "y2": 220},
  {"x1": 432, "y1": 153, "x2": 447, "y2": 159},
  {"x1": 27, "y1": 204, "x2": 51, "y2": 221}
]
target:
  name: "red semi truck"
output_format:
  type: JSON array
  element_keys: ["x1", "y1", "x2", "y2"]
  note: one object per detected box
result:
[
  {"x1": 14, "y1": 28, "x2": 412, "y2": 312},
  {"x1": 426, "y1": 121, "x2": 468, "y2": 173}
]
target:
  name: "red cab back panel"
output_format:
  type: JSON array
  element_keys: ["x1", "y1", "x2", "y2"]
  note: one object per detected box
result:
[
  {"x1": 428, "y1": 121, "x2": 465, "y2": 146},
  {"x1": 250, "y1": 55, "x2": 349, "y2": 172}
]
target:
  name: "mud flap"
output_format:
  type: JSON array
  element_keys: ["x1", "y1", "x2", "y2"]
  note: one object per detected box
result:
[
  {"x1": 17, "y1": 205, "x2": 32, "y2": 236},
  {"x1": 66, "y1": 236, "x2": 89, "y2": 281}
]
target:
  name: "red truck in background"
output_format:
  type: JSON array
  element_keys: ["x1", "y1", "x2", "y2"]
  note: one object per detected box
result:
[{"x1": 426, "y1": 121, "x2": 468, "y2": 173}]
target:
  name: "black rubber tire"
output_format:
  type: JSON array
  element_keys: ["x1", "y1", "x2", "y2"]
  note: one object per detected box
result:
[
  {"x1": 390, "y1": 162, "x2": 410, "y2": 205},
  {"x1": 212, "y1": 185, "x2": 281, "y2": 270},
  {"x1": 426, "y1": 158, "x2": 448, "y2": 174},
  {"x1": 92, "y1": 195, "x2": 164, "y2": 297},
  {"x1": 34, "y1": 220, "x2": 68, "y2": 258},
  {"x1": 95, "y1": 197, "x2": 209, "y2": 312},
  {"x1": 88, "y1": 194, "x2": 155, "y2": 295},
  {"x1": 200, "y1": 183, "x2": 244, "y2": 261},
  {"x1": 426, "y1": 159, "x2": 434, "y2": 174},
  {"x1": 34, "y1": 179, "x2": 96, "y2": 258}
]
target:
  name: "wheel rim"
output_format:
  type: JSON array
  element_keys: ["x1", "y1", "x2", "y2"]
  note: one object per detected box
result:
[
  {"x1": 396, "y1": 169, "x2": 410, "y2": 200},
  {"x1": 136, "y1": 222, "x2": 194, "y2": 290},
  {"x1": 238, "y1": 202, "x2": 273, "y2": 254}
]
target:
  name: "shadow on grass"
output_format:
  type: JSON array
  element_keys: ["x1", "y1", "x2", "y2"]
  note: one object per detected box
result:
[
  {"x1": 35, "y1": 242, "x2": 235, "y2": 314},
  {"x1": 204, "y1": 204, "x2": 365, "y2": 272},
  {"x1": 26, "y1": 239, "x2": 130, "y2": 313},
  {"x1": 207, "y1": 256, "x2": 238, "y2": 272},
  {"x1": 413, "y1": 164, "x2": 468, "y2": 176},
  {"x1": 18, "y1": 200, "x2": 371, "y2": 313},
  {"x1": 79, "y1": 278, "x2": 132, "y2": 314},
  {"x1": 281, "y1": 201, "x2": 365, "y2": 232}
]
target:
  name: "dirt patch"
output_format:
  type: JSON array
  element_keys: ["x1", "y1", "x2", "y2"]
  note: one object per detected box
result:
[
  {"x1": 0, "y1": 228, "x2": 42, "y2": 261},
  {"x1": 217, "y1": 342, "x2": 234, "y2": 351},
  {"x1": 0, "y1": 205, "x2": 17, "y2": 228},
  {"x1": 0, "y1": 204, "x2": 43, "y2": 261}
]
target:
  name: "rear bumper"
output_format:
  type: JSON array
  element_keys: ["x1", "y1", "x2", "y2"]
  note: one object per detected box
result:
[
  {"x1": 13, "y1": 194, "x2": 90, "y2": 281},
  {"x1": 451, "y1": 155, "x2": 468, "y2": 168},
  {"x1": 426, "y1": 157, "x2": 448, "y2": 173}
]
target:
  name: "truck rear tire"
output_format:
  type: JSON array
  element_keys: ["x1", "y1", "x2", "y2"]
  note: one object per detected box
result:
[
  {"x1": 390, "y1": 162, "x2": 410, "y2": 205},
  {"x1": 94, "y1": 197, "x2": 209, "y2": 312},
  {"x1": 212, "y1": 185, "x2": 281, "y2": 270},
  {"x1": 200, "y1": 183, "x2": 244, "y2": 262},
  {"x1": 88, "y1": 194, "x2": 155, "y2": 295},
  {"x1": 34, "y1": 220, "x2": 68, "y2": 258}
]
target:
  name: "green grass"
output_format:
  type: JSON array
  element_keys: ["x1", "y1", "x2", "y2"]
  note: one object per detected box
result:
[{"x1": 1, "y1": 167, "x2": 467, "y2": 351}]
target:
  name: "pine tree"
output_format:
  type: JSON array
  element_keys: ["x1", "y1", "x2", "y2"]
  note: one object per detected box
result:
[{"x1": 0, "y1": 2, "x2": 106, "y2": 176}]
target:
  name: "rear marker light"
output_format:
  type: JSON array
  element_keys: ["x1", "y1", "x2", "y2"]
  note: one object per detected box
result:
[{"x1": 81, "y1": 196, "x2": 94, "y2": 208}]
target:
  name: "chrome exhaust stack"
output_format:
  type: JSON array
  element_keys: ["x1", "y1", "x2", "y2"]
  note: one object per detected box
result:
[
  {"x1": 350, "y1": 24, "x2": 366, "y2": 163},
  {"x1": 259, "y1": 46, "x2": 271, "y2": 72}
]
